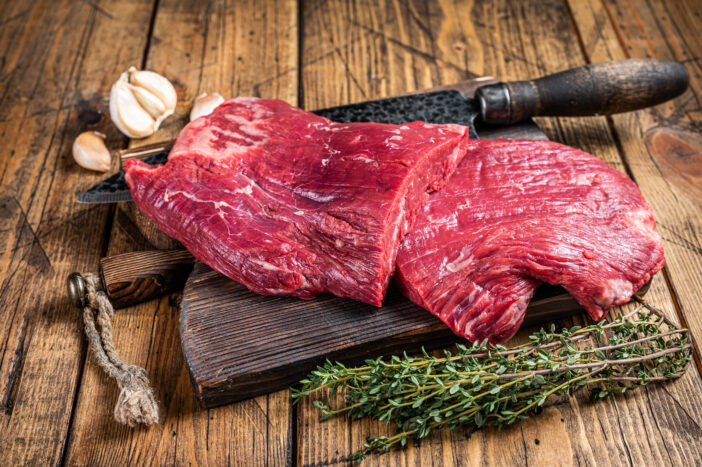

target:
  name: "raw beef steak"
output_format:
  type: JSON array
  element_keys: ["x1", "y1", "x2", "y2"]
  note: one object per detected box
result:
[
  {"x1": 395, "y1": 139, "x2": 665, "y2": 343},
  {"x1": 125, "y1": 97, "x2": 470, "y2": 306}
]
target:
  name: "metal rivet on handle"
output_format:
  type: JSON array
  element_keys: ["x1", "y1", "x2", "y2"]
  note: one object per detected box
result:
[{"x1": 67, "y1": 272, "x2": 87, "y2": 308}]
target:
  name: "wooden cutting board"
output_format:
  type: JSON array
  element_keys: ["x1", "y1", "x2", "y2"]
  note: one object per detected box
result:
[
  {"x1": 181, "y1": 266, "x2": 610, "y2": 408},
  {"x1": 176, "y1": 78, "x2": 614, "y2": 408}
]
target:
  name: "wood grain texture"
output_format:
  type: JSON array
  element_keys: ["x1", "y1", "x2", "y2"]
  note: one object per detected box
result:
[
  {"x1": 62, "y1": 1, "x2": 298, "y2": 466},
  {"x1": 566, "y1": 0, "x2": 702, "y2": 376},
  {"x1": 297, "y1": 1, "x2": 702, "y2": 465},
  {"x1": 0, "y1": 1, "x2": 700, "y2": 465},
  {"x1": 0, "y1": 0, "x2": 155, "y2": 463},
  {"x1": 122, "y1": 201, "x2": 182, "y2": 249}
]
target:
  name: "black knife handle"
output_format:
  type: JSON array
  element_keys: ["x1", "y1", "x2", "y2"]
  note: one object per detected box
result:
[{"x1": 477, "y1": 59, "x2": 689, "y2": 124}]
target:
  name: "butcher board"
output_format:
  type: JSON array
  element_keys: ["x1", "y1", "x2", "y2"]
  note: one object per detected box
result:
[
  {"x1": 176, "y1": 78, "x2": 626, "y2": 408},
  {"x1": 181, "y1": 265, "x2": 639, "y2": 408}
]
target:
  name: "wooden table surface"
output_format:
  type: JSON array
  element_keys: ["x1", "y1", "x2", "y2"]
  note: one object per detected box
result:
[{"x1": 1, "y1": 0, "x2": 701, "y2": 465}]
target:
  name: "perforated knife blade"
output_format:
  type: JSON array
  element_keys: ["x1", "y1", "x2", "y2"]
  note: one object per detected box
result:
[
  {"x1": 78, "y1": 151, "x2": 170, "y2": 203},
  {"x1": 77, "y1": 90, "x2": 482, "y2": 204}
]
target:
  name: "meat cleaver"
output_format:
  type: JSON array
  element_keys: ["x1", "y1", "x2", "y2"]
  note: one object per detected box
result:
[{"x1": 77, "y1": 59, "x2": 688, "y2": 204}]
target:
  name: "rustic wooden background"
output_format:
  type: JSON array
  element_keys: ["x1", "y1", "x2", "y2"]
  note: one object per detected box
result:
[{"x1": 1, "y1": 0, "x2": 701, "y2": 465}]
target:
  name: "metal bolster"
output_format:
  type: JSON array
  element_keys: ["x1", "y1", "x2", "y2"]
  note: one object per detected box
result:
[{"x1": 476, "y1": 83, "x2": 512, "y2": 125}]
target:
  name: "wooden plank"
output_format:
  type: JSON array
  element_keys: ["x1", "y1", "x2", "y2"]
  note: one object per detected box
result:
[
  {"x1": 566, "y1": 0, "x2": 702, "y2": 375},
  {"x1": 62, "y1": 0, "x2": 299, "y2": 465},
  {"x1": 297, "y1": 1, "x2": 702, "y2": 465},
  {"x1": 0, "y1": 0, "x2": 156, "y2": 464}
]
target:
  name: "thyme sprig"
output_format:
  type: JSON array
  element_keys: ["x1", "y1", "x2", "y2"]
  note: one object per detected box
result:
[{"x1": 291, "y1": 303, "x2": 692, "y2": 462}]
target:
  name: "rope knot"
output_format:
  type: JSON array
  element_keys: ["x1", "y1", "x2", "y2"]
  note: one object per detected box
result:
[{"x1": 81, "y1": 273, "x2": 159, "y2": 426}]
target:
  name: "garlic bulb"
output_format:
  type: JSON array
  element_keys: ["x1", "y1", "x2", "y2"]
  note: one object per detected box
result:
[
  {"x1": 110, "y1": 67, "x2": 177, "y2": 138},
  {"x1": 72, "y1": 131, "x2": 111, "y2": 172},
  {"x1": 190, "y1": 92, "x2": 224, "y2": 121}
]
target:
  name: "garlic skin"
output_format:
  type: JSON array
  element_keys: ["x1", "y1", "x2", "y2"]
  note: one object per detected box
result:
[
  {"x1": 72, "y1": 131, "x2": 111, "y2": 172},
  {"x1": 190, "y1": 92, "x2": 224, "y2": 121},
  {"x1": 110, "y1": 67, "x2": 177, "y2": 138}
]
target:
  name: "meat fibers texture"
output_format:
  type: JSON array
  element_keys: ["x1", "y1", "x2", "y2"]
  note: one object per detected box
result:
[
  {"x1": 395, "y1": 139, "x2": 665, "y2": 344},
  {"x1": 124, "y1": 97, "x2": 471, "y2": 306}
]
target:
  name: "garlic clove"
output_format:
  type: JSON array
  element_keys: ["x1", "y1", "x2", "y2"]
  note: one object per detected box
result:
[
  {"x1": 72, "y1": 131, "x2": 111, "y2": 172},
  {"x1": 109, "y1": 66, "x2": 177, "y2": 139},
  {"x1": 110, "y1": 78, "x2": 157, "y2": 138},
  {"x1": 128, "y1": 69, "x2": 177, "y2": 117},
  {"x1": 130, "y1": 84, "x2": 167, "y2": 119},
  {"x1": 190, "y1": 92, "x2": 225, "y2": 121}
]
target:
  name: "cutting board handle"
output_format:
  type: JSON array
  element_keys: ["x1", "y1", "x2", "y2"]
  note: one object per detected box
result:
[
  {"x1": 477, "y1": 59, "x2": 689, "y2": 124},
  {"x1": 67, "y1": 249, "x2": 195, "y2": 310}
]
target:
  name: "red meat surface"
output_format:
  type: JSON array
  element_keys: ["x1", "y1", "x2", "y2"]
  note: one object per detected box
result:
[
  {"x1": 395, "y1": 139, "x2": 665, "y2": 343},
  {"x1": 125, "y1": 97, "x2": 470, "y2": 306}
]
